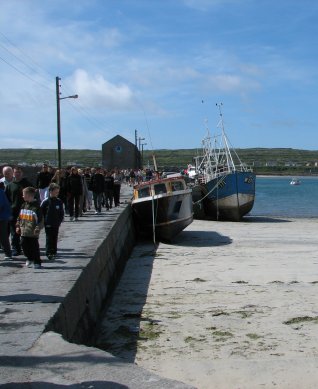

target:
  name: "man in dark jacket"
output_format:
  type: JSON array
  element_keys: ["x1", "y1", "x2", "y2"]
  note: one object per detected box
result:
[
  {"x1": 104, "y1": 170, "x2": 114, "y2": 210},
  {"x1": 66, "y1": 167, "x2": 82, "y2": 221},
  {"x1": 36, "y1": 164, "x2": 53, "y2": 202},
  {"x1": 90, "y1": 167, "x2": 104, "y2": 214},
  {"x1": 0, "y1": 186, "x2": 12, "y2": 259},
  {"x1": 41, "y1": 183, "x2": 64, "y2": 260},
  {"x1": 5, "y1": 167, "x2": 33, "y2": 256}
]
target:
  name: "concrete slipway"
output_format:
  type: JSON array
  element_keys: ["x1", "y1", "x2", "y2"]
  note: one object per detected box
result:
[{"x1": 0, "y1": 185, "x2": 194, "y2": 389}]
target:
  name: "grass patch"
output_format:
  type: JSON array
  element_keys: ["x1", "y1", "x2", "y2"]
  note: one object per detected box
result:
[
  {"x1": 139, "y1": 322, "x2": 162, "y2": 340},
  {"x1": 213, "y1": 331, "x2": 233, "y2": 338},
  {"x1": 232, "y1": 281, "x2": 248, "y2": 284},
  {"x1": 211, "y1": 311, "x2": 229, "y2": 317},
  {"x1": 283, "y1": 316, "x2": 318, "y2": 325},
  {"x1": 233, "y1": 310, "x2": 253, "y2": 319},
  {"x1": 166, "y1": 311, "x2": 182, "y2": 319},
  {"x1": 246, "y1": 333, "x2": 262, "y2": 340},
  {"x1": 184, "y1": 335, "x2": 206, "y2": 343},
  {"x1": 192, "y1": 278, "x2": 207, "y2": 282}
]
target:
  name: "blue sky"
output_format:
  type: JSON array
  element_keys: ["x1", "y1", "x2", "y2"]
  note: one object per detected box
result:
[{"x1": 1, "y1": 0, "x2": 318, "y2": 151}]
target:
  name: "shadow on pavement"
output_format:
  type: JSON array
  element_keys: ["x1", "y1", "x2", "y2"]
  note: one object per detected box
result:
[
  {"x1": 244, "y1": 216, "x2": 292, "y2": 223},
  {"x1": 174, "y1": 230, "x2": 232, "y2": 247},
  {"x1": 0, "y1": 382, "x2": 128, "y2": 389},
  {"x1": 0, "y1": 293, "x2": 64, "y2": 303}
]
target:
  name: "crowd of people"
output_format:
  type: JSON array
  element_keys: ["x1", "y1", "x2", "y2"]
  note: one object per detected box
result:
[{"x1": 0, "y1": 164, "x2": 133, "y2": 269}]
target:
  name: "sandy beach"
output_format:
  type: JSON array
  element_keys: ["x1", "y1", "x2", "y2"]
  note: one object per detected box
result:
[{"x1": 97, "y1": 217, "x2": 318, "y2": 388}]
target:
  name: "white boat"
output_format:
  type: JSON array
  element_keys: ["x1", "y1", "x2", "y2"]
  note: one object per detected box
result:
[
  {"x1": 132, "y1": 175, "x2": 193, "y2": 242},
  {"x1": 290, "y1": 178, "x2": 301, "y2": 185}
]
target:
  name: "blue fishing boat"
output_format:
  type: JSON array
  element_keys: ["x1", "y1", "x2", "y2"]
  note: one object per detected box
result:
[{"x1": 193, "y1": 104, "x2": 256, "y2": 221}]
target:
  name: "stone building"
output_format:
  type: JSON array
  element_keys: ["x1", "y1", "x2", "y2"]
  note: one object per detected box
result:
[{"x1": 102, "y1": 135, "x2": 140, "y2": 169}]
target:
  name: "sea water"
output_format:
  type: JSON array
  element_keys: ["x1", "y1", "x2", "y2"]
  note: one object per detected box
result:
[{"x1": 250, "y1": 176, "x2": 318, "y2": 218}]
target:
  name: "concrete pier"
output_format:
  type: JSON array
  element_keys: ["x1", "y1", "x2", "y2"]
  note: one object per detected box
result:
[{"x1": 0, "y1": 185, "x2": 194, "y2": 389}]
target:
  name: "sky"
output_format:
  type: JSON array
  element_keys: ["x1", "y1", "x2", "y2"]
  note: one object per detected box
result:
[{"x1": 1, "y1": 0, "x2": 318, "y2": 152}]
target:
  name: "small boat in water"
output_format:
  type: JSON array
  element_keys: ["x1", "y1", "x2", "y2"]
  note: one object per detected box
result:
[
  {"x1": 132, "y1": 174, "x2": 193, "y2": 242},
  {"x1": 290, "y1": 178, "x2": 301, "y2": 185},
  {"x1": 192, "y1": 103, "x2": 256, "y2": 221}
]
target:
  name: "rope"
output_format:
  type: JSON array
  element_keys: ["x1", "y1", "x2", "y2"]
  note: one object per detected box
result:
[{"x1": 192, "y1": 175, "x2": 227, "y2": 205}]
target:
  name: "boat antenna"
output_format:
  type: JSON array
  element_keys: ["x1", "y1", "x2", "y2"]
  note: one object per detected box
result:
[{"x1": 216, "y1": 102, "x2": 224, "y2": 131}]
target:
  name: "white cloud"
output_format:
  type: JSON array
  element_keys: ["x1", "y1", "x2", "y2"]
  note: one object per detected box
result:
[
  {"x1": 203, "y1": 73, "x2": 260, "y2": 95},
  {"x1": 182, "y1": 0, "x2": 245, "y2": 11},
  {"x1": 69, "y1": 69, "x2": 135, "y2": 110}
]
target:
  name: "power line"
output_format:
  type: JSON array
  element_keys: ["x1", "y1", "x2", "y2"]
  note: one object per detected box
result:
[
  {"x1": 0, "y1": 54, "x2": 52, "y2": 91},
  {"x1": 0, "y1": 31, "x2": 54, "y2": 87},
  {"x1": 0, "y1": 31, "x2": 143, "y2": 141}
]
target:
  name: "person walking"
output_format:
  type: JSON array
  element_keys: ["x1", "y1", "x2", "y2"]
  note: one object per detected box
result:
[
  {"x1": 0, "y1": 166, "x2": 13, "y2": 189},
  {"x1": 36, "y1": 164, "x2": 53, "y2": 202},
  {"x1": 51, "y1": 169, "x2": 67, "y2": 212},
  {"x1": 5, "y1": 167, "x2": 32, "y2": 256},
  {"x1": 0, "y1": 166, "x2": 13, "y2": 252},
  {"x1": 83, "y1": 168, "x2": 92, "y2": 211},
  {"x1": 16, "y1": 187, "x2": 43, "y2": 269},
  {"x1": 40, "y1": 183, "x2": 64, "y2": 260},
  {"x1": 66, "y1": 167, "x2": 82, "y2": 221},
  {"x1": 112, "y1": 169, "x2": 122, "y2": 207},
  {"x1": 104, "y1": 170, "x2": 114, "y2": 210},
  {"x1": 0, "y1": 186, "x2": 12, "y2": 260},
  {"x1": 90, "y1": 167, "x2": 104, "y2": 214},
  {"x1": 77, "y1": 169, "x2": 89, "y2": 216}
]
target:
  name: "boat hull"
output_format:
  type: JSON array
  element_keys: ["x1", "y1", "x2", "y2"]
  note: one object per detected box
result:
[
  {"x1": 132, "y1": 190, "x2": 193, "y2": 241},
  {"x1": 195, "y1": 171, "x2": 256, "y2": 221}
]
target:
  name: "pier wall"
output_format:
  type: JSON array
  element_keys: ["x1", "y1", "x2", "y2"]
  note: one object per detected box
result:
[{"x1": 44, "y1": 205, "x2": 136, "y2": 344}]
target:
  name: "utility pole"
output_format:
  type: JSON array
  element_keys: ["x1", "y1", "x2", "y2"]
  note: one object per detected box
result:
[
  {"x1": 141, "y1": 142, "x2": 147, "y2": 168},
  {"x1": 135, "y1": 129, "x2": 138, "y2": 169},
  {"x1": 55, "y1": 77, "x2": 78, "y2": 170},
  {"x1": 56, "y1": 77, "x2": 62, "y2": 170}
]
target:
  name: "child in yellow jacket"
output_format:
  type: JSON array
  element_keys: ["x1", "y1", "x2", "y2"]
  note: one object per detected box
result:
[{"x1": 16, "y1": 187, "x2": 43, "y2": 269}]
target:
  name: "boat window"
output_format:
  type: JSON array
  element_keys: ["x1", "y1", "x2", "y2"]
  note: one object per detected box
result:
[
  {"x1": 171, "y1": 181, "x2": 184, "y2": 191},
  {"x1": 138, "y1": 186, "x2": 150, "y2": 198},
  {"x1": 154, "y1": 183, "x2": 167, "y2": 194}
]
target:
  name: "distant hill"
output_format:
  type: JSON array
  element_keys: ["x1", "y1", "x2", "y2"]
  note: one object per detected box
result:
[{"x1": 1, "y1": 147, "x2": 318, "y2": 175}]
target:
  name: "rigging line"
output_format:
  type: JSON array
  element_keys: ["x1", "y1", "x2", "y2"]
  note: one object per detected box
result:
[
  {"x1": 60, "y1": 81, "x2": 121, "y2": 134},
  {"x1": 67, "y1": 98, "x2": 116, "y2": 131},
  {"x1": 63, "y1": 98, "x2": 118, "y2": 134},
  {"x1": 133, "y1": 97, "x2": 154, "y2": 152},
  {"x1": 152, "y1": 194, "x2": 156, "y2": 244},
  {"x1": 192, "y1": 175, "x2": 226, "y2": 205},
  {"x1": 0, "y1": 55, "x2": 52, "y2": 92}
]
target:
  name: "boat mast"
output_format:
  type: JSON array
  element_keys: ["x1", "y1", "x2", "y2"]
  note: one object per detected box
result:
[
  {"x1": 152, "y1": 154, "x2": 158, "y2": 172},
  {"x1": 216, "y1": 103, "x2": 235, "y2": 171}
]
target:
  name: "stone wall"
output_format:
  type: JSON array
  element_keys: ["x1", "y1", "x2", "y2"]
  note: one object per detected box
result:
[{"x1": 44, "y1": 205, "x2": 136, "y2": 345}]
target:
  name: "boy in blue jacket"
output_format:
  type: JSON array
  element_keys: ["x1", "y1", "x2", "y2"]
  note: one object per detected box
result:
[{"x1": 40, "y1": 183, "x2": 64, "y2": 260}]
